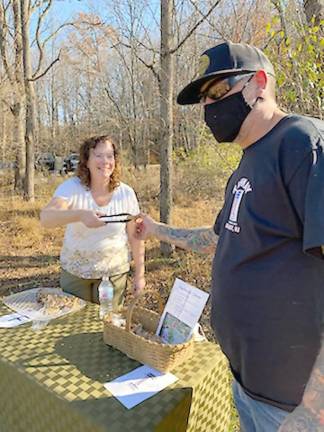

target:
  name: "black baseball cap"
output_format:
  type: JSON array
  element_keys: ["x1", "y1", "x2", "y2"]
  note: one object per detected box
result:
[{"x1": 177, "y1": 41, "x2": 275, "y2": 105}]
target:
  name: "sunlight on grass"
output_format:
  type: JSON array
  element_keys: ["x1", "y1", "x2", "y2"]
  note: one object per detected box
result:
[{"x1": 0, "y1": 162, "x2": 240, "y2": 430}]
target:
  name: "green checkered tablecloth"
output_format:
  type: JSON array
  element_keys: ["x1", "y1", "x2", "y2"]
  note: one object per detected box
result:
[{"x1": 0, "y1": 302, "x2": 231, "y2": 432}]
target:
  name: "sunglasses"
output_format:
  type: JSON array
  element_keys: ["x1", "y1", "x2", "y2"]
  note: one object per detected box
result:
[
  {"x1": 99, "y1": 213, "x2": 137, "y2": 223},
  {"x1": 200, "y1": 73, "x2": 253, "y2": 102}
]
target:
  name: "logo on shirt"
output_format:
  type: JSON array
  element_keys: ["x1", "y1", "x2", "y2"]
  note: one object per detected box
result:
[{"x1": 225, "y1": 178, "x2": 252, "y2": 234}]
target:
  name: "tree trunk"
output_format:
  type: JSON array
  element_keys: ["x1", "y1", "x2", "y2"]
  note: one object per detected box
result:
[
  {"x1": 12, "y1": 0, "x2": 26, "y2": 192},
  {"x1": 0, "y1": 106, "x2": 7, "y2": 162},
  {"x1": 159, "y1": 0, "x2": 174, "y2": 256},
  {"x1": 13, "y1": 101, "x2": 26, "y2": 190},
  {"x1": 20, "y1": 0, "x2": 36, "y2": 201}
]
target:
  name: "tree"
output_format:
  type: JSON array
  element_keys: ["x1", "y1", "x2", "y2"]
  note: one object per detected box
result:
[
  {"x1": 0, "y1": 0, "x2": 26, "y2": 190},
  {"x1": 159, "y1": 0, "x2": 223, "y2": 255},
  {"x1": 20, "y1": 0, "x2": 37, "y2": 200},
  {"x1": 304, "y1": 0, "x2": 324, "y2": 24},
  {"x1": 266, "y1": 0, "x2": 323, "y2": 117},
  {"x1": 159, "y1": 0, "x2": 174, "y2": 255}
]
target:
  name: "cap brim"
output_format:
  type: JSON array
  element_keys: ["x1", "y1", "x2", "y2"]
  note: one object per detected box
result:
[{"x1": 177, "y1": 69, "x2": 254, "y2": 105}]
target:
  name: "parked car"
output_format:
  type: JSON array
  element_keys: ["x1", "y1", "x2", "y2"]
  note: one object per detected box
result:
[
  {"x1": 64, "y1": 153, "x2": 79, "y2": 173},
  {"x1": 0, "y1": 161, "x2": 15, "y2": 170},
  {"x1": 0, "y1": 161, "x2": 15, "y2": 180},
  {"x1": 35, "y1": 153, "x2": 55, "y2": 171}
]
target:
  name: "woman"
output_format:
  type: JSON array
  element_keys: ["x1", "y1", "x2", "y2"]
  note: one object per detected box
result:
[{"x1": 40, "y1": 135, "x2": 145, "y2": 307}]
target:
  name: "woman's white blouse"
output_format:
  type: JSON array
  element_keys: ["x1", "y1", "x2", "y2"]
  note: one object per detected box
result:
[{"x1": 53, "y1": 177, "x2": 140, "y2": 279}]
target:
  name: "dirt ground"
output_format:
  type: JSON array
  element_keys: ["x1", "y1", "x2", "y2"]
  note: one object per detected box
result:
[
  {"x1": 0, "y1": 170, "x2": 239, "y2": 430},
  {"x1": 0, "y1": 172, "x2": 219, "y2": 339}
]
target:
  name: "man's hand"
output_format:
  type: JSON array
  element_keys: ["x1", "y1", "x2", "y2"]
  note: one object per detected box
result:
[
  {"x1": 79, "y1": 210, "x2": 106, "y2": 228},
  {"x1": 135, "y1": 213, "x2": 157, "y2": 240},
  {"x1": 278, "y1": 404, "x2": 323, "y2": 432},
  {"x1": 135, "y1": 215, "x2": 217, "y2": 254}
]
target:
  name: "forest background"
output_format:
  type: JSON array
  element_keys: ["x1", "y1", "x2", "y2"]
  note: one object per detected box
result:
[{"x1": 0, "y1": 1, "x2": 323, "y2": 430}]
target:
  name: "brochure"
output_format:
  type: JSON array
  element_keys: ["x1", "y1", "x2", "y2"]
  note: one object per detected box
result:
[
  {"x1": 156, "y1": 278, "x2": 209, "y2": 344},
  {"x1": 104, "y1": 365, "x2": 178, "y2": 409},
  {"x1": 0, "y1": 312, "x2": 32, "y2": 328}
]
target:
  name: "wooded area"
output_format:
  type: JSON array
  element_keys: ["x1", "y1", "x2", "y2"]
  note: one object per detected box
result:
[
  {"x1": 0, "y1": 0, "x2": 323, "y2": 209},
  {"x1": 0, "y1": 4, "x2": 322, "y2": 430}
]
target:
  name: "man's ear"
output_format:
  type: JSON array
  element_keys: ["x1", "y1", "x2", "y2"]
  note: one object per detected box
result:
[{"x1": 254, "y1": 70, "x2": 267, "y2": 96}]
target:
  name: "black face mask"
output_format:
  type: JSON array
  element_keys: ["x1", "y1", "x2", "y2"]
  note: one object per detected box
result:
[{"x1": 204, "y1": 88, "x2": 254, "y2": 143}]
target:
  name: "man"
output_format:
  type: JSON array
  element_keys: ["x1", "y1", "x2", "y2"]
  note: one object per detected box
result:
[{"x1": 136, "y1": 41, "x2": 324, "y2": 431}]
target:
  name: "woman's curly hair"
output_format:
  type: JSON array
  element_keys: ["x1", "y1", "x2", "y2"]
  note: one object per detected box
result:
[{"x1": 77, "y1": 135, "x2": 120, "y2": 192}]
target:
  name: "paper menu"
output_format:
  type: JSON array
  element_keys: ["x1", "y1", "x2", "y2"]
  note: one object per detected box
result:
[
  {"x1": 0, "y1": 312, "x2": 32, "y2": 328},
  {"x1": 156, "y1": 278, "x2": 209, "y2": 344},
  {"x1": 104, "y1": 365, "x2": 178, "y2": 409}
]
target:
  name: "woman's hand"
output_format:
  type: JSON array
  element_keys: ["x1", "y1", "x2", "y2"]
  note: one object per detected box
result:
[
  {"x1": 133, "y1": 274, "x2": 145, "y2": 297},
  {"x1": 79, "y1": 210, "x2": 106, "y2": 228},
  {"x1": 40, "y1": 197, "x2": 106, "y2": 229}
]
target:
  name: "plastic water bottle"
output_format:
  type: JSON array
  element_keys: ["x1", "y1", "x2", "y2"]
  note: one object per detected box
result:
[{"x1": 98, "y1": 276, "x2": 114, "y2": 320}]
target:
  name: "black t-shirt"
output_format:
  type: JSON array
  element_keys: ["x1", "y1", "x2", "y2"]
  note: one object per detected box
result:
[{"x1": 211, "y1": 115, "x2": 324, "y2": 412}]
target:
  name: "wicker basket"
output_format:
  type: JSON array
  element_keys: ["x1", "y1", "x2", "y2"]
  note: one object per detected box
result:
[{"x1": 103, "y1": 293, "x2": 194, "y2": 372}]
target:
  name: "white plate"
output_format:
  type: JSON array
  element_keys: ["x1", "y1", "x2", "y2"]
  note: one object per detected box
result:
[{"x1": 2, "y1": 288, "x2": 85, "y2": 321}]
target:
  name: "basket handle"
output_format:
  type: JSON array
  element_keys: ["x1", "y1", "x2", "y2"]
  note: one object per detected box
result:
[{"x1": 126, "y1": 291, "x2": 164, "y2": 332}]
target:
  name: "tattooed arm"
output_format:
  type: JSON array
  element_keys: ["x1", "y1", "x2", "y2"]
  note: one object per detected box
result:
[
  {"x1": 279, "y1": 332, "x2": 324, "y2": 432},
  {"x1": 154, "y1": 224, "x2": 217, "y2": 254},
  {"x1": 135, "y1": 214, "x2": 217, "y2": 254}
]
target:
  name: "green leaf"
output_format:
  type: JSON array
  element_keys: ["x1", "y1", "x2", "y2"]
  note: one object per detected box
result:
[{"x1": 272, "y1": 16, "x2": 280, "y2": 25}]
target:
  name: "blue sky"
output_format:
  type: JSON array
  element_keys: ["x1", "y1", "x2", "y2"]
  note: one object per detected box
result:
[
  {"x1": 33, "y1": 0, "x2": 161, "y2": 50},
  {"x1": 49, "y1": 0, "x2": 92, "y2": 20},
  {"x1": 46, "y1": 0, "x2": 160, "y2": 27}
]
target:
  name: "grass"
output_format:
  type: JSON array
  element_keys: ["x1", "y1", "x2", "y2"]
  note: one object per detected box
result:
[{"x1": 0, "y1": 159, "x2": 240, "y2": 431}]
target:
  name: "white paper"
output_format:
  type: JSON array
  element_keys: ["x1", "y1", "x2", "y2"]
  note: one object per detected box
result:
[
  {"x1": 0, "y1": 312, "x2": 32, "y2": 328},
  {"x1": 156, "y1": 278, "x2": 209, "y2": 344},
  {"x1": 104, "y1": 365, "x2": 178, "y2": 409}
]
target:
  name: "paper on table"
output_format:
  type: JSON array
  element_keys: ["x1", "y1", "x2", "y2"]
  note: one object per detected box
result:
[
  {"x1": 156, "y1": 278, "x2": 209, "y2": 344},
  {"x1": 104, "y1": 365, "x2": 178, "y2": 409},
  {"x1": 0, "y1": 312, "x2": 32, "y2": 328}
]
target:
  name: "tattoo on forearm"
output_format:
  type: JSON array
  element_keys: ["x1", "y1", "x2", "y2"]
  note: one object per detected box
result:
[{"x1": 155, "y1": 225, "x2": 217, "y2": 254}]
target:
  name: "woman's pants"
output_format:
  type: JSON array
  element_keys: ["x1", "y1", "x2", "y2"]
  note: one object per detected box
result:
[{"x1": 60, "y1": 269, "x2": 128, "y2": 309}]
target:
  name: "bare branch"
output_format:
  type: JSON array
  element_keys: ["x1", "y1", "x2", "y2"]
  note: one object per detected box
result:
[
  {"x1": 135, "y1": 38, "x2": 159, "y2": 54},
  {"x1": 31, "y1": 18, "x2": 102, "y2": 77},
  {"x1": 3, "y1": 0, "x2": 11, "y2": 14},
  {"x1": 111, "y1": 40, "x2": 160, "y2": 83},
  {"x1": 12, "y1": 0, "x2": 24, "y2": 86},
  {"x1": 137, "y1": 55, "x2": 160, "y2": 83},
  {"x1": 1, "y1": 97, "x2": 13, "y2": 113},
  {"x1": 36, "y1": 19, "x2": 102, "y2": 49},
  {"x1": 186, "y1": 0, "x2": 222, "y2": 34},
  {"x1": 38, "y1": 21, "x2": 75, "y2": 49},
  {"x1": 170, "y1": 0, "x2": 223, "y2": 54},
  {"x1": 29, "y1": 51, "x2": 60, "y2": 81},
  {"x1": 261, "y1": 30, "x2": 281, "y2": 50},
  {"x1": 104, "y1": 86, "x2": 127, "y2": 124},
  {"x1": 32, "y1": 0, "x2": 53, "y2": 78},
  {"x1": 0, "y1": 0, "x2": 14, "y2": 83},
  {"x1": 104, "y1": 86, "x2": 135, "y2": 146},
  {"x1": 240, "y1": 1, "x2": 256, "y2": 43}
]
